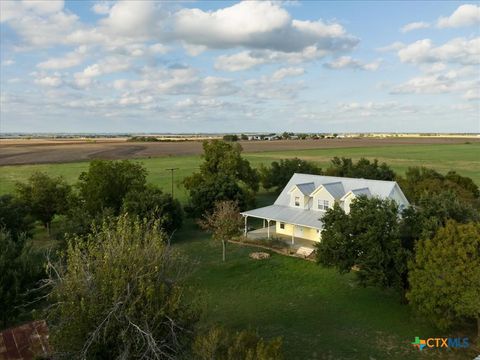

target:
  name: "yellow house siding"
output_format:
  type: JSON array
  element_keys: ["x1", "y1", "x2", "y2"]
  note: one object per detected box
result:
[{"x1": 276, "y1": 221, "x2": 321, "y2": 242}]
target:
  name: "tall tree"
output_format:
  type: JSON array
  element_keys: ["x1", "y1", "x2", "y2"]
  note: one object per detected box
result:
[
  {"x1": 316, "y1": 197, "x2": 408, "y2": 294},
  {"x1": 16, "y1": 172, "x2": 72, "y2": 233},
  {"x1": 407, "y1": 221, "x2": 480, "y2": 336},
  {"x1": 46, "y1": 215, "x2": 198, "y2": 359},
  {"x1": 0, "y1": 194, "x2": 34, "y2": 240},
  {"x1": 77, "y1": 160, "x2": 147, "y2": 215},
  {"x1": 325, "y1": 157, "x2": 396, "y2": 180},
  {"x1": 199, "y1": 200, "x2": 243, "y2": 261},
  {"x1": 184, "y1": 140, "x2": 258, "y2": 217},
  {"x1": 0, "y1": 230, "x2": 43, "y2": 328},
  {"x1": 122, "y1": 185, "x2": 184, "y2": 234},
  {"x1": 259, "y1": 158, "x2": 322, "y2": 193}
]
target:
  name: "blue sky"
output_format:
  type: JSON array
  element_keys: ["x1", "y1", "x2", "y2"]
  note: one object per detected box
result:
[{"x1": 0, "y1": 1, "x2": 479, "y2": 133}]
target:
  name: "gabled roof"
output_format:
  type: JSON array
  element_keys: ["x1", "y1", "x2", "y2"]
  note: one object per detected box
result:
[
  {"x1": 340, "y1": 187, "x2": 372, "y2": 200},
  {"x1": 289, "y1": 182, "x2": 315, "y2": 196},
  {"x1": 320, "y1": 182, "x2": 345, "y2": 199},
  {"x1": 274, "y1": 173, "x2": 409, "y2": 207}
]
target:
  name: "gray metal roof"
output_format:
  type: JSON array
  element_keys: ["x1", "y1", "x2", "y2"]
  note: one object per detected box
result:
[
  {"x1": 321, "y1": 182, "x2": 345, "y2": 199},
  {"x1": 241, "y1": 174, "x2": 409, "y2": 228},
  {"x1": 274, "y1": 173, "x2": 405, "y2": 207},
  {"x1": 350, "y1": 187, "x2": 371, "y2": 197},
  {"x1": 242, "y1": 205, "x2": 324, "y2": 229},
  {"x1": 294, "y1": 182, "x2": 316, "y2": 195}
]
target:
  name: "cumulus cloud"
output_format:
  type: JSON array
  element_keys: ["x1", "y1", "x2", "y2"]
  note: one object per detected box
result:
[
  {"x1": 324, "y1": 56, "x2": 381, "y2": 71},
  {"x1": 400, "y1": 21, "x2": 430, "y2": 33},
  {"x1": 437, "y1": 4, "x2": 480, "y2": 28},
  {"x1": 174, "y1": 1, "x2": 358, "y2": 54},
  {"x1": 34, "y1": 73, "x2": 63, "y2": 87},
  {"x1": 37, "y1": 46, "x2": 88, "y2": 69},
  {"x1": 271, "y1": 67, "x2": 305, "y2": 81},
  {"x1": 398, "y1": 37, "x2": 480, "y2": 65},
  {"x1": 391, "y1": 67, "x2": 478, "y2": 99},
  {"x1": 91, "y1": 1, "x2": 112, "y2": 15}
]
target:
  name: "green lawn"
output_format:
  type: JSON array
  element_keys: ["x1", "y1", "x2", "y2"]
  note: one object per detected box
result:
[
  {"x1": 1, "y1": 143, "x2": 479, "y2": 200},
  {"x1": 174, "y1": 220, "x2": 474, "y2": 360}
]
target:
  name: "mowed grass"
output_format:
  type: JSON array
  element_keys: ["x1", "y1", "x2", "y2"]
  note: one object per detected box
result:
[
  {"x1": 0, "y1": 143, "x2": 478, "y2": 200},
  {"x1": 174, "y1": 220, "x2": 473, "y2": 360}
]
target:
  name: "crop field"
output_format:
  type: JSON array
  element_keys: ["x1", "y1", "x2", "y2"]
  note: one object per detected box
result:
[{"x1": 0, "y1": 142, "x2": 478, "y2": 200}]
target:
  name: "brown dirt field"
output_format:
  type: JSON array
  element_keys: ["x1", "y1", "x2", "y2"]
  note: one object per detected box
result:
[{"x1": 0, "y1": 137, "x2": 478, "y2": 166}]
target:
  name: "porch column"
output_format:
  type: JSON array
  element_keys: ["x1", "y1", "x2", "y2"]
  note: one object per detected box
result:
[
  {"x1": 291, "y1": 224, "x2": 295, "y2": 245},
  {"x1": 244, "y1": 215, "x2": 248, "y2": 237},
  {"x1": 267, "y1": 220, "x2": 270, "y2": 239},
  {"x1": 263, "y1": 219, "x2": 266, "y2": 228}
]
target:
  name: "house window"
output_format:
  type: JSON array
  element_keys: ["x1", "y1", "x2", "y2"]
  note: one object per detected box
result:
[
  {"x1": 280, "y1": 222, "x2": 285, "y2": 229},
  {"x1": 318, "y1": 199, "x2": 330, "y2": 210},
  {"x1": 294, "y1": 196, "x2": 300, "y2": 206}
]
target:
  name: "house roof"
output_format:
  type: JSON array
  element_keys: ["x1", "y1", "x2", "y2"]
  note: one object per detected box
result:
[
  {"x1": 274, "y1": 173, "x2": 406, "y2": 207},
  {"x1": 321, "y1": 181, "x2": 345, "y2": 199},
  {"x1": 290, "y1": 182, "x2": 316, "y2": 196},
  {"x1": 241, "y1": 205, "x2": 324, "y2": 229}
]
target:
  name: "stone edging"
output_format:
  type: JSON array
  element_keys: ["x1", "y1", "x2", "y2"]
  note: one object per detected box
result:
[{"x1": 228, "y1": 239, "x2": 316, "y2": 262}]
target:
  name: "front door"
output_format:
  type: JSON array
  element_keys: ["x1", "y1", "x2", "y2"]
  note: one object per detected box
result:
[{"x1": 294, "y1": 225, "x2": 304, "y2": 238}]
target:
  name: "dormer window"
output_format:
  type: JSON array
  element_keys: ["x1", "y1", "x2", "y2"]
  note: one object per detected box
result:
[
  {"x1": 318, "y1": 199, "x2": 329, "y2": 210},
  {"x1": 294, "y1": 196, "x2": 300, "y2": 206}
]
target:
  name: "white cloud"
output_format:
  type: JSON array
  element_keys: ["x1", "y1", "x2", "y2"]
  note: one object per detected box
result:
[
  {"x1": 271, "y1": 67, "x2": 305, "y2": 81},
  {"x1": 34, "y1": 74, "x2": 63, "y2": 87},
  {"x1": 377, "y1": 41, "x2": 405, "y2": 52},
  {"x1": 78, "y1": 56, "x2": 131, "y2": 78},
  {"x1": 324, "y1": 56, "x2": 381, "y2": 71},
  {"x1": 92, "y1": 1, "x2": 111, "y2": 15},
  {"x1": 100, "y1": 0, "x2": 160, "y2": 37},
  {"x1": 391, "y1": 67, "x2": 478, "y2": 97},
  {"x1": 174, "y1": 1, "x2": 358, "y2": 54},
  {"x1": 400, "y1": 21, "x2": 430, "y2": 33},
  {"x1": 37, "y1": 46, "x2": 88, "y2": 69},
  {"x1": 398, "y1": 37, "x2": 480, "y2": 65},
  {"x1": 437, "y1": 4, "x2": 480, "y2": 28},
  {"x1": 215, "y1": 51, "x2": 269, "y2": 71}
]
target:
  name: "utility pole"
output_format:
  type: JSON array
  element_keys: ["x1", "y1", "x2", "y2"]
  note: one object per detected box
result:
[{"x1": 166, "y1": 168, "x2": 179, "y2": 198}]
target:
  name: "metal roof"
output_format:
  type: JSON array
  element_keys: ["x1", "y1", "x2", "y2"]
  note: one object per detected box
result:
[
  {"x1": 274, "y1": 173, "x2": 404, "y2": 207},
  {"x1": 241, "y1": 205, "x2": 324, "y2": 229},
  {"x1": 294, "y1": 182, "x2": 316, "y2": 195},
  {"x1": 321, "y1": 182, "x2": 346, "y2": 199},
  {"x1": 241, "y1": 174, "x2": 409, "y2": 228}
]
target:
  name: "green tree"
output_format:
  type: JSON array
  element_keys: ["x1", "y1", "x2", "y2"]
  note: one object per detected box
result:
[
  {"x1": 0, "y1": 230, "x2": 43, "y2": 328},
  {"x1": 407, "y1": 221, "x2": 480, "y2": 336},
  {"x1": 16, "y1": 172, "x2": 72, "y2": 234},
  {"x1": 122, "y1": 185, "x2": 183, "y2": 234},
  {"x1": 223, "y1": 134, "x2": 239, "y2": 142},
  {"x1": 316, "y1": 197, "x2": 408, "y2": 294},
  {"x1": 325, "y1": 157, "x2": 396, "y2": 180},
  {"x1": 240, "y1": 134, "x2": 248, "y2": 140},
  {"x1": 0, "y1": 194, "x2": 34, "y2": 240},
  {"x1": 77, "y1": 160, "x2": 147, "y2": 215},
  {"x1": 398, "y1": 167, "x2": 479, "y2": 205},
  {"x1": 46, "y1": 215, "x2": 198, "y2": 359},
  {"x1": 199, "y1": 200, "x2": 243, "y2": 261},
  {"x1": 259, "y1": 158, "x2": 322, "y2": 193},
  {"x1": 184, "y1": 140, "x2": 258, "y2": 217},
  {"x1": 192, "y1": 325, "x2": 283, "y2": 360}
]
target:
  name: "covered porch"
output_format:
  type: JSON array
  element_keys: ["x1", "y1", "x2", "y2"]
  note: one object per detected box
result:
[{"x1": 245, "y1": 225, "x2": 318, "y2": 250}]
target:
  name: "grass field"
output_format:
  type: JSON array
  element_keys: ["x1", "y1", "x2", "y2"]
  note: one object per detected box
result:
[
  {"x1": 0, "y1": 143, "x2": 479, "y2": 200},
  {"x1": 174, "y1": 219, "x2": 474, "y2": 360}
]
